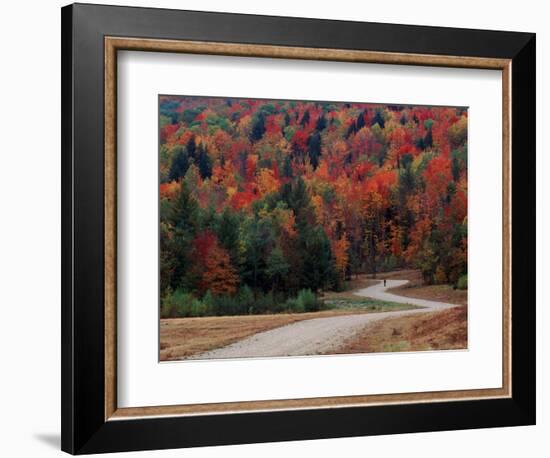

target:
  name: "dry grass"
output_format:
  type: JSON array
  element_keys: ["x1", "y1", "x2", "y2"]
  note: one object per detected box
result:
[
  {"x1": 330, "y1": 305, "x2": 468, "y2": 354},
  {"x1": 390, "y1": 284, "x2": 467, "y2": 306},
  {"x1": 160, "y1": 269, "x2": 467, "y2": 361},
  {"x1": 161, "y1": 309, "x2": 377, "y2": 361}
]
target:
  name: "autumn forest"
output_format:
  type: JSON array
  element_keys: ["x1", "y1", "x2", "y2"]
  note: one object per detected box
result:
[{"x1": 159, "y1": 95, "x2": 468, "y2": 319}]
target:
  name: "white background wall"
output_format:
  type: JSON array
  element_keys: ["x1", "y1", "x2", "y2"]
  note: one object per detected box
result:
[{"x1": 0, "y1": 1, "x2": 545, "y2": 456}]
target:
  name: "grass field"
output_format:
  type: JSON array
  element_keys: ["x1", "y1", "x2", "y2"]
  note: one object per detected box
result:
[
  {"x1": 321, "y1": 274, "x2": 378, "y2": 301},
  {"x1": 323, "y1": 297, "x2": 419, "y2": 312},
  {"x1": 160, "y1": 270, "x2": 467, "y2": 361},
  {"x1": 160, "y1": 299, "x2": 417, "y2": 361},
  {"x1": 390, "y1": 284, "x2": 467, "y2": 306},
  {"x1": 327, "y1": 305, "x2": 467, "y2": 354}
]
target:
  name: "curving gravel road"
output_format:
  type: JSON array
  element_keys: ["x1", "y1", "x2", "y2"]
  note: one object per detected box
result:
[
  {"x1": 355, "y1": 279, "x2": 455, "y2": 311},
  {"x1": 189, "y1": 279, "x2": 456, "y2": 360}
]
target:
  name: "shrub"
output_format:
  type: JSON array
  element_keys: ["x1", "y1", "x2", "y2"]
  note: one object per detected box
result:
[
  {"x1": 457, "y1": 274, "x2": 468, "y2": 290},
  {"x1": 162, "y1": 289, "x2": 206, "y2": 317},
  {"x1": 253, "y1": 291, "x2": 275, "y2": 314},
  {"x1": 298, "y1": 288, "x2": 320, "y2": 312},
  {"x1": 211, "y1": 294, "x2": 239, "y2": 315},
  {"x1": 202, "y1": 290, "x2": 214, "y2": 312},
  {"x1": 285, "y1": 289, "x2": 322, "y2": 313},
  {"x1": 236, "y1": 285, "x2": 255, "y2": 314},
  {"x1": 160, "y1": 287, "x2": 174, "y2": 318},
  {"x1": 203, "y1": 288, "x2": 259, "y2": 316},
  {"x1": 285, "y1": 297, "x2": 304, "y2": 313},
  {"x1": 270, "y1": 291, "x2": 288, "y2": 313}
]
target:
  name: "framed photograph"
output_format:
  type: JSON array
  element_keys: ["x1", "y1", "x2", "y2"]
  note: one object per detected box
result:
[{"x1": 61, "y1": 3, "x2": 536, "y2": 454}]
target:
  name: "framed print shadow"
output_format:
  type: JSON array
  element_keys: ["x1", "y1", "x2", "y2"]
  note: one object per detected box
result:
[{"x1": 61, "y1": 3, "x2": 536, "y2": 455}]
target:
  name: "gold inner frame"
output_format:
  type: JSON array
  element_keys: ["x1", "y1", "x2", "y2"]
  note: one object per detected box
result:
[{"x1": 104, "y1": 37, "x2": 512, "y2": 421}]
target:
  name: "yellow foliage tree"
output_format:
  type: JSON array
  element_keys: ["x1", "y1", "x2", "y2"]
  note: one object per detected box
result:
[
  {"x1": 332, "y1": 236, "x2": 350, "y2": 280},
  {"x1": 256, "y1": 168, "x2": 280, "y2": 197}
]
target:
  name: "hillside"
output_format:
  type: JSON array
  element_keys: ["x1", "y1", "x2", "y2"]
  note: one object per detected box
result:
[{"x1": 159, "y1": 96, "x2": 468, "y2": 317}]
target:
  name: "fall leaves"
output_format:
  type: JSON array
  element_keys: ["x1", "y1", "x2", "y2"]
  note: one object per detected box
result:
[
  {"x1": 159, "y1": 96, "x2": 468, "y2": 316},
  {"x1": 197, "y1": 235, "x2": 239, "y2": 296}
]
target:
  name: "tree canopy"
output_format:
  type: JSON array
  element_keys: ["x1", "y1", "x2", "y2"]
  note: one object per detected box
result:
[{"x1": 159, "y1": 96, "x2": 468, "y2": 316}]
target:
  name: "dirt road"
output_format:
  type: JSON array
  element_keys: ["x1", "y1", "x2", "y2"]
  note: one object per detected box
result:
[{"x1": 189, "y1": 279, "x2": 456, "y2": 360}]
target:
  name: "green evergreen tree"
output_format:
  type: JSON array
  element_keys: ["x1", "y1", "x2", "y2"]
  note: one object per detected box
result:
[
  {"x1": 240, "y1": 215, "x2": 273, "y2": 291},
  {"x1": 186, "y1": 135, "x2": 197, "y2": 159},
  {"x1": 217, "y1": 207, "x2": 240, "y2": 265},
  {"x1": 315, "y1": 114, "x2": 327, "y2": 131},
  {"x1": 283, "y1": 155, "x2": 293, "y2": 178},
  {"x1": 285, "y1": 177, "x2": 315, "y2": 227},
  {"x1": 160, "y1": 222, "x2": 176, "y2": 295},
  {"x1": 168, "y1": 183, "x2": 200, "y2": 290},
  {"x1": 168, "y1": 146, "x2": 189, "y2": 182},
  {"x1": 266, "y1": 246, "x2": 290, "y2": 291},
  {"x1": 250, "y1": 112, "x2": 266, "y2": 142},
  {"x1": 371, "y1": 109, "x2": 385, "y2": 129},
  {"x1": 356, "y1": 110, "x2": 366, "y2": 130},
  {"x1": 300, "y1": 109, "x2": 310, "y2": 126},
  {"x1": 284, "y1": 112, "x2": 291, "y2": 126},
  {"x1": 308, "y1": 131, "x2": 322, "y2": 169},
  {"x1": 301, "y1": 226, "x2": 335, "y2": 292},
  {"x1": 424, "y1": 128, "x2": 433, "y2": 148},
  {"x1": 197, "y1": 145, "x2": 212, "y2": 179}
]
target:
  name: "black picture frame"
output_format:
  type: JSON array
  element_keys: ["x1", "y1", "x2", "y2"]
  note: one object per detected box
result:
[{"x1": 61, "y1": 3, "x2": 536, "y2": 454}]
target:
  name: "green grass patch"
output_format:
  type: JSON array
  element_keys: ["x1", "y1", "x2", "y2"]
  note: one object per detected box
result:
[
  {"x1": 382, "y1": 341, "x2": 433, "y2": 352},
  {"x1": 323, "y1": 297, "x2": 419, "y2": 312},
  {"x1": 383, "y1": 341, "x2": 410, "y2": 352}
]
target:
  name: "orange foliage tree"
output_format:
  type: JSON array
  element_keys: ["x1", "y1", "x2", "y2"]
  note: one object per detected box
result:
[{"x1": 199, "y1": 240, "x2": 239, "y2": 296}]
